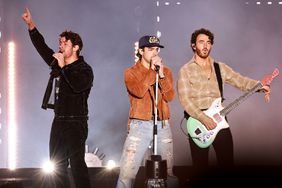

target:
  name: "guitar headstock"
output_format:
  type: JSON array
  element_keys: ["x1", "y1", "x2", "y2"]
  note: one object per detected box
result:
[{"x1": 261, "y1": 68, "x2": 279, "y2": 86}]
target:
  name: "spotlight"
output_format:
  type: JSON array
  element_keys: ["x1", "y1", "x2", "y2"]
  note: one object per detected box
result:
[
  {"x1": 106, "y1": 160, "x2": 116, "y2": 170},
  {"x1": 93, "y1": 147, "x2": 99, "y2": 155},
  {"x1": 42, "y1": 160, "x2": 55, "y2": 174},
  {"x1": 164, "y1": 2, "x2": 170, "y2": 6},
  {"x1": 85, "y1": 152, "x2": 102, "y2": 167},
  {"x1": 8, "y1": 41, "x2": 17, "y2": 170},
  {"x1": 98, "y1": 153, "x2": 106, "y2": 160},
  {"x1": 156, "y1": 31, "x2": 161, "y2": 38},
  {"x1": 157, "y1": 16, "x2": 160, "y2": 23},
  {"x1": 85, "y1": 145, "x2": 103, "y2": 167},
  {"x1": 134, "y1": 41, "x2": 139, "y2": 63}
]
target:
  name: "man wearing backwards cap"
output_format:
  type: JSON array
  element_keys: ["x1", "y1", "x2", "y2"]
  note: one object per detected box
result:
[{"x1": 116, "y1": 35, "x2": 175, "y2": 188}]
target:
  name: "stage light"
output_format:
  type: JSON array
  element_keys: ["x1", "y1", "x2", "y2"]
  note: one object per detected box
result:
[
  {"x1": 106, "y1": 160, "x2": 116, "y2": 170},
  {"x1": 42, "y1": 160, "x2": 55, "y2": 174},
  {"x1": 279, "y1": 2, "x2": 282, "y2": 5},
  {"x1": 157, "y1": 31, "x2": 161, "y2": 38},
  {"x1": 267, "y1": 2, "x2": 272, "y2": 5},
  {"x1": 85, "y1": 145, "x2": 103, "y2": 167},
  {"x1": 176, "y1": 2, "x2": 181, "y2": 5},
  {"x1": 256, "y1": 1, "x2": 261, "y2": 5},
  {"x1": 134, "y1": 41, "x2": 139, "y2": 63},
  {"x1": 164, "y1": 2, "x2": 170, "y2": 6},
  {"x1": 8, "y1": 41, "x2": 17, "y2": 170},
  {"x1": 156, "y1": 1, "x2": 159, "y2": 7},
  {"x1": 93, "y1": 147, "x2": 99, "y2": 155}
]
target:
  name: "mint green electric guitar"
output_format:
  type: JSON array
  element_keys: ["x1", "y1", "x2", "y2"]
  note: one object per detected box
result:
[{"x1": 187, "y1": 68, "x2": 279, "y2": 148}]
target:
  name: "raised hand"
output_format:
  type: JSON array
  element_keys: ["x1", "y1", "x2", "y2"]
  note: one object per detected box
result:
[{"x1": 22, "y1": 8, "x2": 35, "y2": 30}]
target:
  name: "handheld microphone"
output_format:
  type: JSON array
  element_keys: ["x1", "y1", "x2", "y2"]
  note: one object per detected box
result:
[
  {"x1": 50, "y1": 58, "x2": 57, "y2": 67},
  {"x1": 50, "y1": 51, "x2": 64, "y2": 67},
  {"x1": 155, "y1": 65, "x2": 160, "y2": 72}
]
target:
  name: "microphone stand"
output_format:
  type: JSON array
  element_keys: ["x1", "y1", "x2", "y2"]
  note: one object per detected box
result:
[
  {"x1": 145, "y1": 66, "x2": 167, "y2": 188},
  {"x1": 153, "y1": 66, "x2": 159, "y2": 156}
]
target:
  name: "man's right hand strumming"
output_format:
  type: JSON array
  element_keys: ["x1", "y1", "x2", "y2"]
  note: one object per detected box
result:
[
  {"x1": 202, "y1": 116, "x2": 217, "y2": 130},
  {"x1": 22, "y1": 8, "x2": 35, "y2": 30}
]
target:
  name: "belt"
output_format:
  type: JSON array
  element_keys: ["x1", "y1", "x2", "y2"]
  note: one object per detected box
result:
[{"x1": 54, "y1": 115, "x2": 88, "y2": 120}]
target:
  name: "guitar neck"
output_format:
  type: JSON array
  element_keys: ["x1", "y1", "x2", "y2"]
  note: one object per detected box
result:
[{"x1": 220, "y1": 82, "x2": 262, "y2": 116}]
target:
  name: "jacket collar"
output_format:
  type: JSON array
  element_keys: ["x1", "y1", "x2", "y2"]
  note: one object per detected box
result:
[
  {"x1": 135, "y1": 60, "x2": 150, "y2": 73},
  {"x1": 64, "y1": 56, "x2": 84, "y2": 68}
]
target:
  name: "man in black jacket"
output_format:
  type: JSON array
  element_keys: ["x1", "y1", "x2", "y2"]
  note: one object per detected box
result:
[{"x1": 22, "y1": 8, "x2": 93, "y2": 188}]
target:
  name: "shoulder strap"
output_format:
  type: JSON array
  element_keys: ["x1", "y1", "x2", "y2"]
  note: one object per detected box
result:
[
  {"x1": 213, "y1": 62, "x2": 224, "y2": 101},
  {"x1": 184, "y1": 62, "x2": 224, "y2": 119}
]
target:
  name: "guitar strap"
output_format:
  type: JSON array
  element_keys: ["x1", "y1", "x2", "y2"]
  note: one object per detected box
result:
[
  {"x1": 184, "y1": 61, "x2": 224, "y2": 119},
  {"x1": 213, "y1": 62, "x2": 224, "y2": 101},
  {"x1": 214, "y1": 62, "x2": 228, "y2": 122}
]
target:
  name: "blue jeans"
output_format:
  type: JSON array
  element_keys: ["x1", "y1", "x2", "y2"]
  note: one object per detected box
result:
[{"x1": 116, "y1": 119, "x2": 174, "y2": 188}]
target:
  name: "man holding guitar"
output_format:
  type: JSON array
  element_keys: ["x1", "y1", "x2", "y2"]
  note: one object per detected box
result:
[{"x1": 177, "y1": 28, "x2": 271, "y2": 171}]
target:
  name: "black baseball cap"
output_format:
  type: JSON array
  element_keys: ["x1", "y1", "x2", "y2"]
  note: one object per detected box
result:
[{"x1": 138, "y1": 35, "x2": 164, "y2": 48}]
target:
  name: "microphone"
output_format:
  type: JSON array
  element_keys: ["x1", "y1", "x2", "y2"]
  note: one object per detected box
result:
[
  {"x1": 50, "y1": 58, "x2": 57, "y2": 67},
  {"x1": 50, "y1": 51, "x2": 64, "y2": 67},
  {"x1": 155, "y1": 65, "x2": 160, "y2": 72}
]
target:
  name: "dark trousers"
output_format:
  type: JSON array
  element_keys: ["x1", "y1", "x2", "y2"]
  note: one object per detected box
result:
[
  {"x1": 49, "y1": 118, "x2": 90, "y2": 188},
  {"x1": 188, "y1": 128, "x2": 234, "y2": 170}
]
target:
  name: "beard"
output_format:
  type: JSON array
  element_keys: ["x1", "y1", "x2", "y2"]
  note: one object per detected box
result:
[{"x1": 196, "y1": 48, "x2": 210, "y2": 59}]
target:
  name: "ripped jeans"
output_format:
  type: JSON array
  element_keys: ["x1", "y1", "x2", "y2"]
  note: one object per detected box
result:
[{"x1": 116, "y1": 119, "x2": 174, "y2": 188}]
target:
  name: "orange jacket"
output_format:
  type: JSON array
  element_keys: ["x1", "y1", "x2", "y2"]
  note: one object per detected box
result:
[{"x1": 124, "y1": 61, "x2": 175, "y2": 121}]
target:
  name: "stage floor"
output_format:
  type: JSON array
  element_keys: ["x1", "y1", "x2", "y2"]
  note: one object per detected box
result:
[{"x1": 0, "y1": 166, "x2": 282, "y2": 188}]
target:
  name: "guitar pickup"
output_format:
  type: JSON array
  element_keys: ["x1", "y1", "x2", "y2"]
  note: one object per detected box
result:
[
  {"x1": 195, "y1": 128, "x2": 202, "y2": 135},
  {"x1": 213, "y1": 113, "x2": 222, "y2": 123}
]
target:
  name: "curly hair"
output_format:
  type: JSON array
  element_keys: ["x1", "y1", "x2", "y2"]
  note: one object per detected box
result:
[
  {"x1": 60, "y1": 30, "x2": 83, "y2": 56},
  {"x1": 136, "y1": 48, "x2": 143, "y2": 60},
  {"x1": 190, "y1": 28, "x2": 214, "y2": 52}
]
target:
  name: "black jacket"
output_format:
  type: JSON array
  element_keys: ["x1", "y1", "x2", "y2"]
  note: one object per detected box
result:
[{"x1": 29, "y1": 28, "x2": 94, "y2": 118}]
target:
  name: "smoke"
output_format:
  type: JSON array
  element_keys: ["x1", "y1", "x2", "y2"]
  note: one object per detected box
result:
[{"x1": 1, "y1": 0, "x2": 281, "y2": 167}]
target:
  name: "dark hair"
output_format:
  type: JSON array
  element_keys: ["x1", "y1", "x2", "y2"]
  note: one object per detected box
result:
[
  {"x1": 136, "y1": 48, "x2": 143, "y2": 60},
  {"x1": 60, "y1": 30, "x2": 83, "y2": 56},
  {"x1": 190, "y1": 28, "x2": 214, "y2": 52}
]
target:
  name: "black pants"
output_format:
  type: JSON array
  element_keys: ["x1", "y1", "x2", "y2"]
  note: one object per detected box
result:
[
  {"x1": 49, "y1": 118, "x2": 90, "y2": 188},
  {"x1": 188, "y1": 128, "x2": 234, "y2": 170}
]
